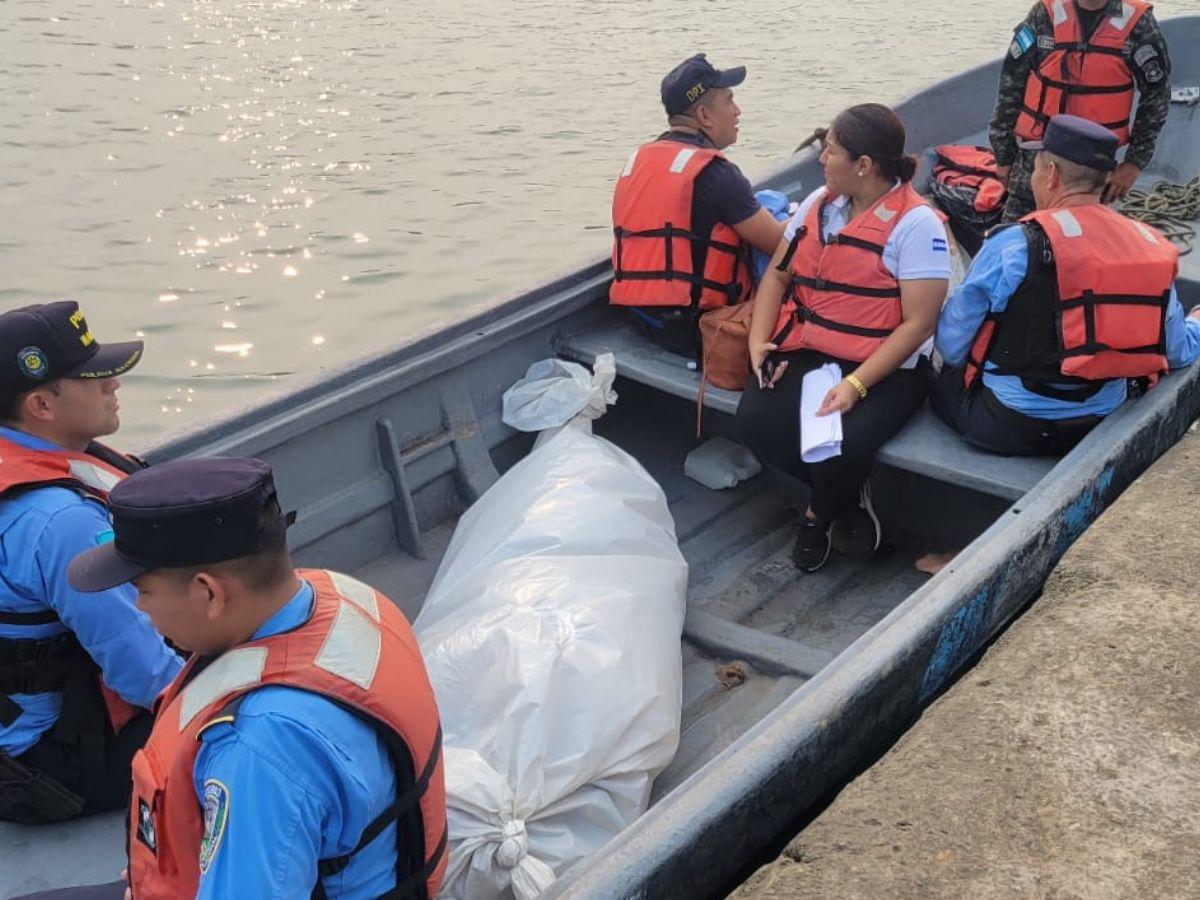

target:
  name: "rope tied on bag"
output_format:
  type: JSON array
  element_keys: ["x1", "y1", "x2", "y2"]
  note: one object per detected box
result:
[
  {"x1": 1120, "y1": 175, "x2": 1200, "y2": 255},
  {"x1": 495, "y1": 818, "x2": 530, "y2": 869}
]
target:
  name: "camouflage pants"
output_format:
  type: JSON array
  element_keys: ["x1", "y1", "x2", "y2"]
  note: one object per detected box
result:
[{"x1": 1000, "y1": 149, "x2": 1038, "y2": 222}]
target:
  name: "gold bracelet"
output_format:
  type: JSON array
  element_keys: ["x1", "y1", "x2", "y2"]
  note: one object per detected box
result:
[{"x1": 844, "y1": 374, "x2": 868, "y2": 399}]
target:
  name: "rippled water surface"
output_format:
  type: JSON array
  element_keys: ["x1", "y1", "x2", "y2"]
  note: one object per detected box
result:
[{"x1": 3, "y1": 0, "x2": 1198, "y2": 444}]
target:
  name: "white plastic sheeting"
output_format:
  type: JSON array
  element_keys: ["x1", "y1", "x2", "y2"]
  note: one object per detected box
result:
[{"x1": 415, "y1": 354, "x2": 688, "y2": 900}]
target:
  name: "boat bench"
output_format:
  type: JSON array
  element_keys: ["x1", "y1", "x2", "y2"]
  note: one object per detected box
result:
[{"x1": 555, "y1": 317, "x2": 1055, "y2": 501}]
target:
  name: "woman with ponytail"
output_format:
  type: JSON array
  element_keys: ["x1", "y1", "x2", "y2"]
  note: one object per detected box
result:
[{"x1": 737, "y1": 103, "x2": 950, "y2": 572}]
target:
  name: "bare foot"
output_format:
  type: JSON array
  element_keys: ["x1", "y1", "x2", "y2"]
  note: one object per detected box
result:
[{"x1": 915, "y1": 551, "x2": 957, "y2": 575}]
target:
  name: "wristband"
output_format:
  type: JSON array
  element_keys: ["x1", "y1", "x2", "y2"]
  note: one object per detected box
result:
[{"x1": 844, "y1": 374, "x2": 868, "y2": 399}]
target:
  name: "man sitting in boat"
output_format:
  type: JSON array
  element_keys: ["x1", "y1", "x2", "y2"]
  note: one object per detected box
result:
[
  {"x1": 738, "y1": 104, "x2": 951, "y2": 573},
  {"x1": 63, "y1": 458, "x2": 446, "y2": 900},
  {"x1": 0, "y1": 303, "x2": 181, "y2": 824},
  {"x1": 933, "y1": 115, "x2": 1200, "y2": 456},
  {"x1": 609, "y1": 53, "x2": 785, "y2": 356},
  {"x1": 989, "y1": 0, "x2": 1172, "y2": 222}
]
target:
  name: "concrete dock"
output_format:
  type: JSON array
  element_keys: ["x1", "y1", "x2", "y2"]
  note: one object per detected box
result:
[{"x1": 733, "y1": 426, "x2": 1200, "y2": 900}]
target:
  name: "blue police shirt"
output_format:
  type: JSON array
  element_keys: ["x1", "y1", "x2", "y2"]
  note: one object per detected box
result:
[
  {"x1": 937, "y1": 225, "x2": 1200, "y2": 419},
  {"x1": 194, "y1": 581, "x2": 399, "y2": 899},
  {"x1": 0, "y1": 426, "x2": 182, "y2": 756}
]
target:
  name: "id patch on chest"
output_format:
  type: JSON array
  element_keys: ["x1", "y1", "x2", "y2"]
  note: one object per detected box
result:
[{"x1": 199, "y1": 779, "x2": 230, "y2": 875}]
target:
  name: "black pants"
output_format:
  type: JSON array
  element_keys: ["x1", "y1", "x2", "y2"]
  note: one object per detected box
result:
[
  {"x1": 736, "y1": 349, "x2": 931, "y2": 522},
  {"x1": 0, "y1": 711, "x2": 153, "y2": 824},
  {"x1": 931, "y1": 366, "x2": 1103, "y2": 456},
  {"x1": 12, "y1": 883, "x2": 126, "y2": 900}
]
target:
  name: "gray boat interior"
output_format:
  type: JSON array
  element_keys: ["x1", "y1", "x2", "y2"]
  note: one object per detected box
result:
[{"x1": 3, "y1": 16, "x2": 1198, "y2": 897}]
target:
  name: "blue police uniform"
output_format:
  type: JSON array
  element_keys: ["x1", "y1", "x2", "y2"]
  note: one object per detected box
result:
[
  {"x1": 935, "y1": 225, "x2": 1200, "y2": 419},
  {"x1": 193, "y1": 579, "x2": 399, "y2": 899},
  {"x1": 0, "y1": 425, "x2": 181, "y2": 757}
]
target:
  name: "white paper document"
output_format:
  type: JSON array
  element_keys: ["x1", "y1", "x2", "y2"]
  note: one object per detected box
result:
[{"x1": 799, "y1": 363, "x2": 844, "y2": 463}]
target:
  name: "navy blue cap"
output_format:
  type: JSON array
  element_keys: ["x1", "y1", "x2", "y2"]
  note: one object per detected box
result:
[
  {"x1": 67, "y1": 457, "x2": 294, "y2": 592},
  {"x1": 661, "y1": 53, "x2": 746, "y2": 117},
  {"x1": 1019, "y1": 114, "x2": 1119, "y2": 172},
  {"x1": 0, "y1": 301, "x2": 143, "y2": 403}
]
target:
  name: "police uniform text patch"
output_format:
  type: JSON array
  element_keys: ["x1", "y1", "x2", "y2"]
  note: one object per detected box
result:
[{"x1": 199, "y1": 779, "x2": 230, "y2": 875}]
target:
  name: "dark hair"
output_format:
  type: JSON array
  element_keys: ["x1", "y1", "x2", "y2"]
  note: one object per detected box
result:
[
  {"x1": 0, "y1": 381, "x2": 58, "y2": 426},
  {"x1": 829, "y1": 103, "x2": 918, "y2": 183},
  {"x1": 1041, "y1": 151, "x2": 1108, "y2": 193},
  {"x1": 0, "y1": 393, "x2": 22, "y2": 425}
]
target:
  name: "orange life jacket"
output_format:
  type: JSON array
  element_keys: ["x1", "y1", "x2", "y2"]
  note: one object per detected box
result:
[
  {"x1": 771, "y1": 183, "x2": 932, "y2": 362},
  {"x1": 1014, "y1": 0, "x2": 1148, "y2": 146},
  {"x1": 611, "y1": 138, "x2": 753, "y2": 311},
  {"x1": 0, "y1": 436, "x2": 141, "y2": 734},
  {"x1": 128, "y1": 568, "x2": 447, "y2": 900},
  {"x1": 964, "y1": 203, "x2": 1176, "y2": 394},
  {"x1": 932, "y1": 145, "x2": 1007, "y2": 214}
]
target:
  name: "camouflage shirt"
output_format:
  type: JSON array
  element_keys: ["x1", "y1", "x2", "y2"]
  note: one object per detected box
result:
[{"x1": 989, "y1": 0, "x2": 1172, "y2": 169}]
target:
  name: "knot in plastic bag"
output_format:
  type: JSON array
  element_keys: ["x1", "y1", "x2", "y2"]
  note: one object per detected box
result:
[
  {"x1": 495, "y1": 818, "x2": 529, "y2": 869},
  {"x1": 501, "y1": 354, "x2": 617, "y2": 433}
]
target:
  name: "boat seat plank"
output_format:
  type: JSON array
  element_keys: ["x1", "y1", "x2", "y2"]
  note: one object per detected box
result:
[{"x1": 556, "y1": 318, "x2": 1055, "y2": 500}]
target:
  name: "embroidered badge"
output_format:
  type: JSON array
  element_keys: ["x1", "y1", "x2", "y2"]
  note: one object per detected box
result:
[
  {"x1": 1038, "y1": 34, "x2": 1055, "y2": 51},
  {"x1": 16, "y1": 347, "x2": 48, "y2": 381},
  {"x1": 136, "y1": 798, "x2": 157, "y2": 854},
  {"x1": 94, "y1": 528, "x2": 115, "y2": 546},
  {"x1": 1133, "y1": 44, "x2": 1159, "y2": 66},
  {"x1": 932, "y1": 237, "x2": 949, "y2": 253},
  {"x1": 199, "y1": 779, "x2": 230, "y2": 875},
  {"x1": 1143, "y1": 60, "x2": 1165, "y2": 83}
]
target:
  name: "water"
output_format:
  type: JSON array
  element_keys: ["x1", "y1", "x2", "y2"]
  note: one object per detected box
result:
[{"x1": 3, "y1": 0, "x2": 1197, "y2": 445}]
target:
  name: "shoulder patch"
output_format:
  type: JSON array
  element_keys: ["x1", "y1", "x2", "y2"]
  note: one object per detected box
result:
[
  {"x1": 199, "y1": 779, "x2": 230, "y2": 875},
  {"x1": 932, "y1": 236, "x2": 949, "y2": 253},
  {"x1": 1010, "y1": 24, "x2": 1036, "y2": 58},
  {"x1": 94, "y1": 528, "x2": 114, "y2": 546},
  {"x1": 1038, "y1": 34, "x2": 1055, "y2": 50},
  {"x1": 1143, "y1": 60, "x2": 1166, "y2": 83},
  {"x1": 1133, "y1": 43, "x2": 1159, "y2": 66}
]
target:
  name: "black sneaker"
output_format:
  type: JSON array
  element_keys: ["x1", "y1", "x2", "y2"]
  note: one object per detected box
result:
[
  {"x1": 791, "y1": 518, "x2": 832, "y2": 572},
  {"x1": 830, "y1": 482, "x2": 883, "y2": 555}
]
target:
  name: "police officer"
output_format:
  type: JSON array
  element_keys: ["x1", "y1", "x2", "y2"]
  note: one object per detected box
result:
[
  {"x1": 0, "y1": 302, "x2": 181, "y2": 824},
  {"x1": 64, "y1": 457, "x2": 447, "y2": 899},
  {"x1": 934, "y1": 115, "x2": 1200, "y2": 455},
  {"x1": 990, "y1": 0, "x2": 1172, "y2": 222},
  {"x1": 610, "y1": 53, "x2": 785, "y2": 355}
]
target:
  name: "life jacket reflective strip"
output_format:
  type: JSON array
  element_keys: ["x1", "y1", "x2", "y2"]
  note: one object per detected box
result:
[
  {"x1": 771, "y1": 183, "x2": 930, "y2": 362},
  {"x1": 1014, "y1": 0, "x2": 1148, "y2": 146},
  {"x1": 128, "y1": 569, "x2": 447, "y2": 900},
  {"x1": 610, "y1": 139, "x2": 752, "y2": 311},
  {"x1": 932, "y1": 145, "x2": 1007, "y2": 214},
  {"x1": 963, "y1": 204, "x2": 1176, "y2": 391},
  {"x1": 0, "y1": 435, "x2": 140, "y2": 734}
]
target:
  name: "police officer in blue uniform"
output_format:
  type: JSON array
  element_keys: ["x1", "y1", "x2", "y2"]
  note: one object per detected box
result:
[
  {"x1": 934, "y1": 116, "x2": 1200, "y2": 455},
  {"x1": 0, "y1": 302, "x2": 182, "y2": 823},
  {"x1": 44, "y1": 457, "x2": 445, "y2": 900}
]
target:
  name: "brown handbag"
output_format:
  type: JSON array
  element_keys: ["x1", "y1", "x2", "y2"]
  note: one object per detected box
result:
[
  {"x1": 694, "y1": 300, "x2": 753, "y2": 437},
  {"x1": 699, "y1": 300, "x2": 753, "y2": 391}
]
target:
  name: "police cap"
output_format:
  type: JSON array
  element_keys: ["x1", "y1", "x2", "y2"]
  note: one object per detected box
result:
[
  {"x1": 1019, "y1": 114, "x2": 1119, "y2": 172},
  {"x1": 661, "y1": 53, "x2": 746, "y2": 117},
  {"x1": 0, "y1": 301, "x2": 143, "y2": 404},
  {"x1": 68, "y1": 457, "x2": 294, "y2": 592}
]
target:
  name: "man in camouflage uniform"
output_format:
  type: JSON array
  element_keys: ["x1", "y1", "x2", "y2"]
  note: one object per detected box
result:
[{"x1": 990, "y1": 0, "x2": 1172, "y2": 222}]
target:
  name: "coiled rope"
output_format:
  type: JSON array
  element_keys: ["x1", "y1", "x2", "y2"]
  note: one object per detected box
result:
[{"x1": 1121, "y1": 175, "x2": 1200, "y2": 255}]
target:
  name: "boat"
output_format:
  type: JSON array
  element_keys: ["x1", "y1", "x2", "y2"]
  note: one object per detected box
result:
[{"x1": 2, "y1": 14, "x2": 1197, "y2": 899}]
